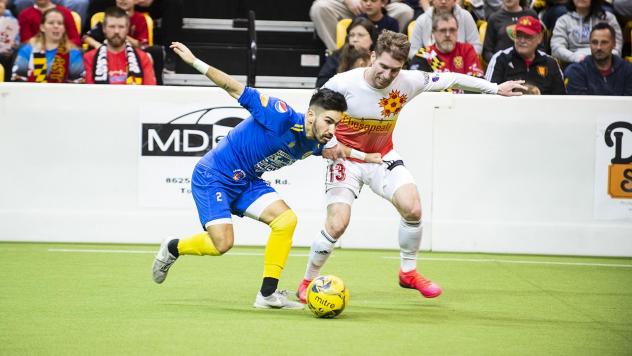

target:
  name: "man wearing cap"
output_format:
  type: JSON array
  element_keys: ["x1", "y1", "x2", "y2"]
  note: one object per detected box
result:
[{"x1": 485, "y1": 15, "x2": 566, "y2": 95}]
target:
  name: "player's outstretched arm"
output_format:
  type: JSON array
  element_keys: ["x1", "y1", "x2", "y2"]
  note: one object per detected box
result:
[
  {"x1": 424, "y1": 72, "x2": 527, "y2": 96},
  {"x1": 170, "y1": 41, "x2": 245, "y2": 99}
]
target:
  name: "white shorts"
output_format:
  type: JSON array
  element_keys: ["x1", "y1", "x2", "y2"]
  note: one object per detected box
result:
[{"x1": 324, "y1": 150, "x2": 416, "y2": 204}]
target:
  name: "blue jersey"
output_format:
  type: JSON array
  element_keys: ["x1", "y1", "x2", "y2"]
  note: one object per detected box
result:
[{"x1": 198, "y1": 87, "x2": 324, "y2": 181}]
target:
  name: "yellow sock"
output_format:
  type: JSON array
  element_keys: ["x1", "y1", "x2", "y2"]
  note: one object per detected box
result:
[
  {"x1": 263, "y1": 209, "x2": 297, "y2": 279},
  {"x1": 177, "y1": 232, "x2": 221, "y2": 256}
]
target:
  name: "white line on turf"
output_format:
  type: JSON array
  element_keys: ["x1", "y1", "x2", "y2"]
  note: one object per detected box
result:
[
  {"x1": 382, "y1": 256, "x2": 632, "y2": 268},
  {"x1": 46, "y1": 248, "x2": 632, "y2": 268}
]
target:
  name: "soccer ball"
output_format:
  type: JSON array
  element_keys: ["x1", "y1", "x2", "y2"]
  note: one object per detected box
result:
[{"x1": 306, "y1": 275, "x2": 350, "y2": 318}]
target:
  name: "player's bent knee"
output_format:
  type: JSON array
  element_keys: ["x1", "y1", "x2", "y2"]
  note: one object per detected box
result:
[
  {"x1": 402, "y1": 206, "x2": 422, "y2": 222},
  {"x1": 214, "y1": 239, "x2": 233, "y2": 255},
  {"x1": 326, "y1": 217, "x2": 348, "y2": 239},
  {"x1": 270, "y1": 209, "x2": 298, "y2": 236}
]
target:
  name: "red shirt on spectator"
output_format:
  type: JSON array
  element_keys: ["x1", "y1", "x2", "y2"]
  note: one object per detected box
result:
[
  {"x1": 18, "y1": 5, "x2": 81, "y2": 46},
  {"x1": 410, "y1": 42, "x2": 483, "y2": 77},
  {"x1": 129, "y1": 12, "x2": 149, "y2": 47},
  {"x1": 83, "y1": 46, "x2": 156, "y2": 85}
]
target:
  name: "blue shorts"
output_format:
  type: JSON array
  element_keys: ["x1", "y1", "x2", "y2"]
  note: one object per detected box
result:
[{"x1": 191, "y1": 163, "x2": 276, "y2": 229}]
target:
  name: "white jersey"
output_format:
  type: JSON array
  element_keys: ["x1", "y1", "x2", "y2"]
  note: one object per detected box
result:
[{"x1": 324, "y1": 68, "x2": 498, "y2": 157}]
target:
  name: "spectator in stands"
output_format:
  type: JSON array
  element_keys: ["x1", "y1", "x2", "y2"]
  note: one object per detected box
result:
[
  {"x1": 485, "y1": 15, "x2": 566, "y2": 94},
  {"x1": 565, "y1": 22, "x2": 632, "y2": 95},
  {"x1": 358, "y1": 0, "x2": 399, "y2": 32},
  {"x1": 11, "y1": 0, "x2": 89, "y2": 25},
  {"x1": 551, "y1": 0, "x2": 623, "y2": 64},
  {"x1": 1, "y1": 0, "x2": 20, "y2": 81},
  {"x1": 316, "y1": 17, "x2": 376, "y2": 87},
  {"x1": 83, "y1": 0, "x2": 149, "y2": 49},
  {"x1": 18, "y1": 0, "x2": 79, "y2": 46},
  {"x1": 409, "y1": 12, "x2": 484, "y2": 87},
  {"x1": 402, "y1": 0, "x2": 430, "y2": 19},
  {"x1": 408, "y1": 0, "x2": 481, "y2": 58},
  {"x1": 483, "y1": 0, "x2": 538, "y2": 63},
  {"x1": 88, "y1": 0, "x2": 182, "y2": 73},
  {"x1": 542, "y1": 0, "x2": 569, "y2": 30},
  {"x1": 12, "y1": 8, "x2": 83, "y2": 82},
  {"x1": 84, "y1": 1, "x2": 166, "y2": 84},
  {"x1": 613, "y1": 0, "x2": 632, "y2": 21},
  {"x1": 310, "y1": 0, "x2": 413, "y2": 53},
  {"x1": 83, "y1": 7, "x2": 156, "y2": 85}
]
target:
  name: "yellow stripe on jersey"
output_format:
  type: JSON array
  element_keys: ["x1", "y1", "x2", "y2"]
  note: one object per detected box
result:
[{"x1": 259, "y1": 94, "x2": 270, "y2": 107}]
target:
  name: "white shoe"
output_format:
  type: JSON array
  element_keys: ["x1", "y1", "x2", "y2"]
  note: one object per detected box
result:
[
  {"x1": 253, "y1": 290, "x2": 305, "y2": 309},
  {"x1": 152, "y1": 239, "x2": 177, "y2": 284}
]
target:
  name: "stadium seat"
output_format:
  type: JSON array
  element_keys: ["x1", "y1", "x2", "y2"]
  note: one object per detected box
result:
[
  {"x1": 71, "y1": 11, "x2": 81, "y2": 34},
  {"x1": 336, "y1": 18, "x2": 352, "y2": 49},
  {"x1": 478, "y1": 20, "x2": 487, "y2": 45},
  {"x1": 0, "y1": 63, "x2": 4, "y2": 83},
  {"x1": 90, "y1": 12, "x2": 104, "y2": 28},
  {"x1": 407, "y1": 20, "x2": 415, "y2": 41},
  {"x1": 90, "y1": 12, "x2": 153, "y2": 46}
]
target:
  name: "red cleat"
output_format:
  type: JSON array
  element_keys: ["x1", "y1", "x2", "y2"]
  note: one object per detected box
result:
[
  {"x1": 399, "y1": 269, "x2": 442, "y2": 298},
  {"x1": 296, "y1": 278, "x2": 311, "y2": 304}
]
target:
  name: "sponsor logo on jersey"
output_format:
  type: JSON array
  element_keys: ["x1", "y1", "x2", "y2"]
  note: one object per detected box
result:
[
  {"x1": 275, "y1": 100, "x2": 288, "y2": 113},
  {"x1": 431, "y1": 75, "x2": 440, "y2": 82}
]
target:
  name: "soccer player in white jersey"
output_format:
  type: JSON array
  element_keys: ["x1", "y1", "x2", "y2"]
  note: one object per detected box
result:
[{"x1": 296, "y1": 30, "x2": 527, "y2": 303}]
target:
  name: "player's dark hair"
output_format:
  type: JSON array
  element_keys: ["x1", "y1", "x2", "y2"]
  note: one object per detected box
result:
[
  {"x1": 309, "y1": 88, "x2": 347, "y2": 112},
  {"x1": 104, "y1": 6, "x2": 129, "y2": 26},
  {"x1": 590, "y1": 22, "x2": 615, "y2": 41}
]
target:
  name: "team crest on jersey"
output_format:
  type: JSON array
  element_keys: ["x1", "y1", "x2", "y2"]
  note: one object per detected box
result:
[
  {"x1": 232, "y1": 169, "x2": 246, "y2": 181},
  {"x1": 453, "y1": 56, "x2": 464, "y2": 70},
  {"x1": 275, "y1": 100, "x2": 288, "y2": 113},
  {"x1": 379, "y1": 89, "x2": 408, "y2": 118},
  {"x1": 536, "y1": 66, "x2": 548, "y2": 77}
]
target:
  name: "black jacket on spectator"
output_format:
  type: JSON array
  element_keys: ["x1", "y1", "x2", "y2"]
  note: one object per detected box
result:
[
  {"x1": 564, "y1": 55, "x2": 632, "y2": 95},
  {"x1": 486, "y1": 47, "x2": 566, "y2": 94},
  {"x1": 316, "y1": 51, "x2": 340, "y2": 88}
]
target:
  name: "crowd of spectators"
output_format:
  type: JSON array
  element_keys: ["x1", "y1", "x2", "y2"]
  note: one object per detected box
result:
[
  {"x1": 311, "y1": 0, "x2": 632, "y2": 95},
  {"x1": 0, "y1": 0, "x2": 181, "y2": 84},
  {"x1": 1, "y1": 0, "x2": 630, "y2": 94}
]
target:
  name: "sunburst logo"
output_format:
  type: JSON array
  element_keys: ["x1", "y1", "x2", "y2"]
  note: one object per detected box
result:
[{"x1": 378, "y1": 90, "x2": 408, "y2": 118}]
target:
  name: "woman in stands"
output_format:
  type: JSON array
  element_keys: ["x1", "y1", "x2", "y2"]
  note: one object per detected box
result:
[
  {"x1": 12, "y1": 7, "x2": 84, "y2": 82},
  {"x1": 551, "y1": 0, "x2": 622, "y2": 64},
  {"x1": 315, "y1": 17, "x2": 377, "y2": 87}
]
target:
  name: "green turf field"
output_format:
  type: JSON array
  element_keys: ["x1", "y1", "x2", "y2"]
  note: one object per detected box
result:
[{"x1": 1, "y1": 242, "x2": 631, "y2": 355}]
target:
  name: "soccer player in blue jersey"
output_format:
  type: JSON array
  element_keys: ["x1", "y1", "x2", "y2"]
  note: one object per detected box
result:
[{"x1": 151, "y1": 42, "x2": 382, "y2": 309}]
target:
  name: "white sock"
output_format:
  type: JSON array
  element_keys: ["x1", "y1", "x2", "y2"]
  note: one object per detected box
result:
[
  {"x1": 304, "y1": 229, "x2": 336, "y2": 280},
  {"x1": 398, "y1": 219, "x2": 422, "y2": 272}
]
